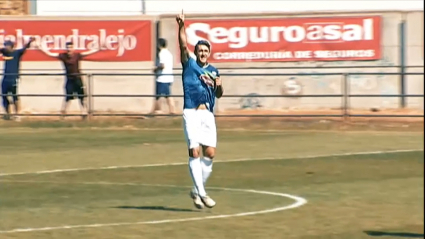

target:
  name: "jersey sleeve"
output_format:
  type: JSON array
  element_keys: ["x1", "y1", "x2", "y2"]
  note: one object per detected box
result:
[
  {"x1": 57, "y1": 53, "x2": 65, "y2": 61},
  {"x1": 215, "y1": 67, "x2": 220, "y2": 77},
  {"x1": 15, "y1": 48, "x2": 25, "y2": 56},
  {"x1": 16, "y1": 41, "x2": 32, "y2": 56},
  {"x1": 0, "y1": 48, "x2": 5, "y2": 55},
  {"x1": 182, "y1": 56, "x2": 195, "y2": 69}
]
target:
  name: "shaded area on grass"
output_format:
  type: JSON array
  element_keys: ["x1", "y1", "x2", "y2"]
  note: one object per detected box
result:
[{"x1": 365, "y1": 230, "x2": 424, "y2": 238}]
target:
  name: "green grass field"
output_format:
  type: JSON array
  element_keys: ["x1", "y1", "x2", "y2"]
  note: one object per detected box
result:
[{"x1": 0, "y1": 126, "x2": 423, "y2": 239}]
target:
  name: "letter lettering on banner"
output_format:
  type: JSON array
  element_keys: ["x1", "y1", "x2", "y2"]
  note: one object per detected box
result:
[
  {"x1": 0, "y1": 20, "x2": 152, "y2": 61},
  {"x1": 184, "y1": 16, "x2": 381, "y2": 62}
]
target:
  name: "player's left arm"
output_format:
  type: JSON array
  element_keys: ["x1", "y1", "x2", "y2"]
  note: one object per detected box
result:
[
  {"x1": 1, "y1": 56, "x2": 13, "y2": 61},
  {"x1": 80, "y1": 47, "x2": 100, "y2": 57},
  {"x1": 153, "y1": 51, "x2": 165, "y2": 73},
  {"x1": 215, "y1": 71, "x2": 224, "y2": 98},
  {"x1": 17, "y1": 37, "x2": 35, "y2": 56},
  {"x1": 0, "y1": 48, "x2": 13, "y2": 60}
]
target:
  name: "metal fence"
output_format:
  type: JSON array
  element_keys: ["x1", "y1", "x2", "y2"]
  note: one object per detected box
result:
[{"x1": 1, "y1": 71, "x2": 424, "y2": 119}]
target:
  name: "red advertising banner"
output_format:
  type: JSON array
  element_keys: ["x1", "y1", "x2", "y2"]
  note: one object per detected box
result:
[
  {"x1": 0, "y1": 20, "x2": 152, "y2": 61},
  {"x1": 185, "y1": 16, "x2": 381, "y2": 62}
]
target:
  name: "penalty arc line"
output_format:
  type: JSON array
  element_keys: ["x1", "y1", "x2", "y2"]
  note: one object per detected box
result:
[
  {"x1": 0, "y1": 182, "x2": 308, "y2": 234},
  {"x1": 0, "y1": 148, "x2": 422, "y2": 177}
]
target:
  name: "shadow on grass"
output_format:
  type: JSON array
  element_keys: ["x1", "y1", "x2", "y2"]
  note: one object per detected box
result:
[
  {"x1": 364, "y1": 231, "x2": 424, "y2": 238},
  {"x1": 113, "y1": 205, "x2": 200, "y2": 213}
]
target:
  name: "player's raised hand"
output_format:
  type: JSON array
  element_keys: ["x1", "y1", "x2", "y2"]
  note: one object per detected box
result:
[{"x1": 176, "y1": 9, "x2": 185, "y2": 25}]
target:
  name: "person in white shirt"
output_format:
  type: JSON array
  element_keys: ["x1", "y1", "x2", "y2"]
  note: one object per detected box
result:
[{"x1": 150, "y1": 38, "x2": 176, "y2": 114}]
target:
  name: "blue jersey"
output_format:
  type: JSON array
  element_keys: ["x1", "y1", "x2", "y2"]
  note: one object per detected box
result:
[
  {"x1": 1, "y1": 47, "x2": 27, "y2": 81},
  {"x1": 202, "y1": 64, "x2": 220, "y2": 113},
  {"x1": 182, "y1": 58, "x2": 219, "y2": 113}
]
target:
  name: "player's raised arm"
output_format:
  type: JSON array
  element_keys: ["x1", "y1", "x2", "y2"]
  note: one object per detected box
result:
[
  {"x1": 17, "y1": 37, "x2": 35, "y2": 56},
  {"x1": 80, "y1": 44, "x2": 100, "y2": 57},
  {"x1": 22, "y1": 37, "x2": 35, "y2": 50},
  {"x1": 176, "y1": 10, "x2": 190, "y2": 64},
  {"x1": 38, "y1": 44, "x2": 60, "y2": 58}
]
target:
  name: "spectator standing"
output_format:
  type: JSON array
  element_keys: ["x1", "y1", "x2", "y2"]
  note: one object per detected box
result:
[
  {"x1": 150, "y1": 38, "x2": 176, "y2": 115},
  {"x1": 38, "y1": 42, "x2": 99, "y2": 120},
  {"x1": 0, "y1": 38, "x2": 35, "y2": 121}
]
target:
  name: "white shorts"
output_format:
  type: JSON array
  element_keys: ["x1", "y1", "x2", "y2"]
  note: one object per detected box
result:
[{"x1": 183, "y1": 109, "x2": 217, "y2": 149}]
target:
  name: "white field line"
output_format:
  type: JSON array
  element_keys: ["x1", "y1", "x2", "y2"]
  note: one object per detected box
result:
[
  {"x1": 0, "y1": 148, "x2": 422, "y2": 178},
  {"x1": 1, "y1": 128, "x2": 422, "y2": 134},
  {"x1": 0, "y1": 182, "x2": 307, "y2": 233}
]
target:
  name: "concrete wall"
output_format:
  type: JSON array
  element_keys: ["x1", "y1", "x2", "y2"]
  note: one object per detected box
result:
[
  {"x1": 405, "y1": 11, "x2": 424, "y2": 110},
  {"x1": 1, "y1": 11, "x2": 423, "y2": 114},
  {"x1": 33, "y1": 0, "x2": 424, "y2": 16},
  {"x1": 35, "y1": 0, "x2": 143, "y2": 16},
  {"x1": 142, "y1": 0, "x2": 423, "y2": 15}
]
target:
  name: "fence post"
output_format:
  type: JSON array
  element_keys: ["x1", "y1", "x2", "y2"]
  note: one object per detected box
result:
[
  {"x1": 342, "y1": 73, "x2": 349, "y2": 121},
  {"x1": 141, "y1": 0, "x2": 146, "y2": 14},
  {"x1": 87, "y1": 74, "x2": 93, "y2": 120},
  {"x1": 399, "y1": 19, "x2": 407, "y2": 108}
]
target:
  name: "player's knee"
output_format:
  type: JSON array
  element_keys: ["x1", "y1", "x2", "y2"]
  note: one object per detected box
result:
[
  {"x1": 189, "y1": 148, "x2": 201, "y2": 158},
  {"x1": 203, "y1": 147, "x2": 216, "y2": 159},
  {"x1": 12, "y1": 95, "x2": 19, "y2": 103}
]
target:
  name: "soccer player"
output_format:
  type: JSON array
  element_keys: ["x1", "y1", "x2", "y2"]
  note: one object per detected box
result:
[
  {"x1": 150, "y1": 38, "x2": 176, "y2": 115},
  {"x1": 38, "y1": 42, "x2": 99, "y2": 119},
  {"x1": 176, "y1": 10, "x2": 224, "y2": 209},
  {"x1": 0, "y1": 38, "x2": 35, "y2": 121}
]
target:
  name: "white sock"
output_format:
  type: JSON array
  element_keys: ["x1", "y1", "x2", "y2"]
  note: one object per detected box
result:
[
  {"x1": 192, "y1": 157, "x2": 214, "y2": 195},
  {"x1": 188, "y1": 157, "x2": 206, "y2": 197},
  {"x1": 201, "y1": 157, "x2": 213, "y2": 185}
]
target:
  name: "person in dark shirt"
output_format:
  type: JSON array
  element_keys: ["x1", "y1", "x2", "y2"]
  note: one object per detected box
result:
[
  {"x1": 39, "y1": 42, "x2": 99, "y2": 119},
  {"x1": 0, "y1": 38, "x2": 35, "y2": 121}
]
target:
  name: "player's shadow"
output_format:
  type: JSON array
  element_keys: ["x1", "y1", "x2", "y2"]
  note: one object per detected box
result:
[
  {"x1": 364, "y1": 231, "x2": 424, "y2": 238},
  {"x1": 112, "y1": 206, "x2": 200, "y2": 213}
]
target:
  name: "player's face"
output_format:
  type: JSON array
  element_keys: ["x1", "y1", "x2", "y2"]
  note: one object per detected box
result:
[
  {"x1": 66, "y1": 44, "x2": 75, "y2": 53},
  {"x1": 4, "y1": 45, "x2": 13, "y2": 52},
  {"x1": 195, "y1": 45, "x2": 210, "y2": 64}
]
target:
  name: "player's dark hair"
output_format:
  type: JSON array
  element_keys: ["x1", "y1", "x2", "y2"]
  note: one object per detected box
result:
[
  {"x1": 195, "y1": 40, "x2": 211, "y2": 52},
  {"x1": 158, "y1": 38, "x2": 167, "y2": 48},
  {"x1": 4, "y1": 40, "x2": 15, "y2": 47},
  {"x1": 66, "y1": 42, "x2": 73, "y2": 46}
]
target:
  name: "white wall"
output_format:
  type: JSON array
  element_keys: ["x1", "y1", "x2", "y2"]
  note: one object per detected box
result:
[
  {"x1": 36, "y1": 0, "x2": 424, "y2": 16},
  {"x1": 36, "y1": 0, "x2": 144, "y2": 16},
  {"x1": 145, "y1": 0, "x2": 424, "y2": 14}
]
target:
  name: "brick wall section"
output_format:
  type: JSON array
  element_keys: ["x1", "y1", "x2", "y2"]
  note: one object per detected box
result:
[{"x1": 0, "y1": 0, "x2": 28, "y2": 15}]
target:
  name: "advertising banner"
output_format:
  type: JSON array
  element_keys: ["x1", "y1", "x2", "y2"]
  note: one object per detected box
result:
[
  {"x1": 0, "y1": 20, "x2": 152, "y2": 61},
  {"x1": 184, "y1": 16, "x2": 382, "y2": 62}
]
